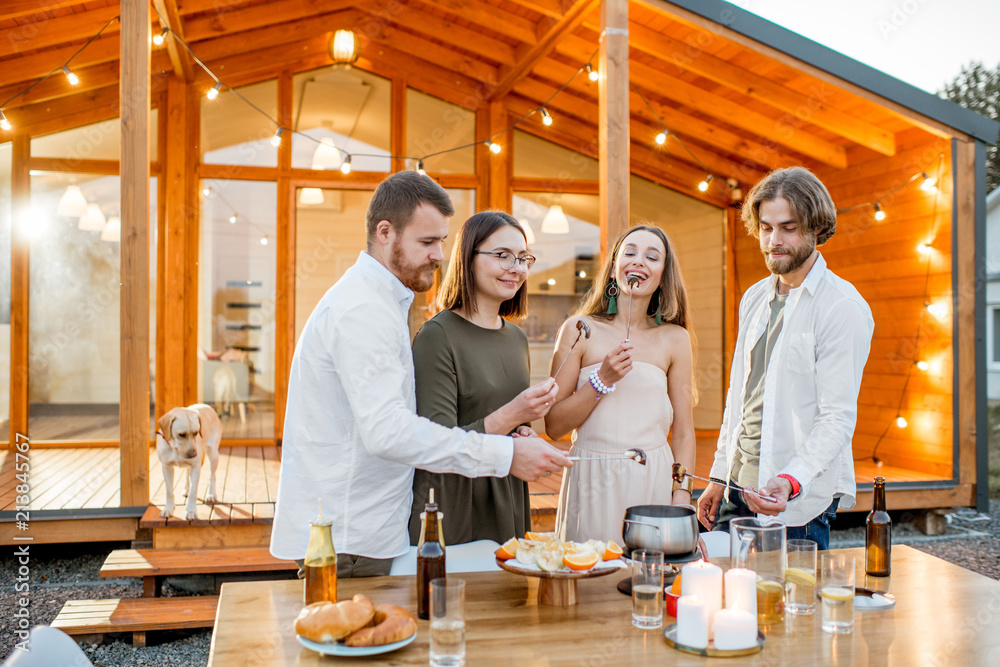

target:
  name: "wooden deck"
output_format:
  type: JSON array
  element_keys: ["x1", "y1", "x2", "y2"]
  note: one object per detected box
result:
[{"x1": 14, "y1": 406, "x2": 275, "y2": 441}]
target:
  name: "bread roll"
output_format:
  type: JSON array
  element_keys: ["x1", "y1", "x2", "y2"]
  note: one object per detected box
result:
[
  {"x1": 294, "y1": 594, "x2": 375, "y2": 643},
  {"x1": 344, "y1": 604, "x2": 418, "y2": 647}
]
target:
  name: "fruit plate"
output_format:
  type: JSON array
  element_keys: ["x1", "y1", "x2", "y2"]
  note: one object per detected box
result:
[
  {"x1": 296, "y1": 632, "x2": 416, "y2": 656},
  {"x1": 663, "y1": 623, "x2": 764, "y2": 657},
  {"x1": 496, "y1": 557, "x2": 624, "y2": 607}
]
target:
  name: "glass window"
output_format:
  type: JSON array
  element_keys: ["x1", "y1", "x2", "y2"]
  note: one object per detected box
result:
[
  {"x1": 406, "y1": 89, "x2": 475, "y2": 174},
  {"x1": 291, "y1": 68, "x2": 391, "y2": 173},
  {"x1": 513, "y1": 191, "x2": 600, "y2": 385},
  {"x1": 27, "y1": 172, "x2": 158, "y2": 441},
  {"x1": 30, "y1": 110, "x2": 159, "y2": 162},
  {"x1": 202, "y1": 80, "x2": 278, "y2": 167},
  {"x1": 993, "y1": 308, "x2": 1000, "y2": 363},
  {"x1": 0, "y1": 142, "x2": 10, "y2": 444},
  {"x1": 513, "y1": 130, "x2": 599, "y2": 181},
  {"x1": 200, "y1": 179, "x2": 277, "y2": 438}
]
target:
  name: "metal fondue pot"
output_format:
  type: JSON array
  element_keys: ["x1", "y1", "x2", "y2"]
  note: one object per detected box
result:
[{"x1": 622, "y1": 505, "x2": 700, "y2": 556}]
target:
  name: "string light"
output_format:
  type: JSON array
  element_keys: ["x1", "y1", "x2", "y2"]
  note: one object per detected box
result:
[
  {"x1": 540, "y1": 108, "x2": 553, "y2": 126},
  {"x1": 62, "y1": 66, "x2": 79, "y2": 86},
  {"x1": 654, "y1": 131, "x2": 667, "y2": 145},
  {"x1": 416, "y1": 160, "x2": 426, "y2": 176},
  {"x1": 586, "y1": 63, "x2": 598, "y2": 82},
  {"x1": 260, "y1": 236, "x2": 268, "y2": 246},
  {"x1": 229, "y1": 214, "x2": 238, "y2": 224},
  {"x1": 487, "y1": 141, "x2": 502, "y2": 154},
  {"x1": 917, "y1": 242, "x2": 932, "y2": 254},
  {"x1": 206, "y1": 82, "x2": 222, "y2": 100},
  {"x1": 915, "y1": 360, "x2": 929, "y2": 371},
  {"x1": 920, "y1": 172, "x2": 937, "y2": 192},
  {"x1": 698, "y1": 174, "x2": 713, "y2": 192},
  {"x1": 0, "y1": 110, "x2": 9, "y2": 131},
  {"x1": 270, "y1": 127, "x2": 283, "y2": 147},
  {"x1": 873, "y1": 203, "x2": 886, "y2": 221},
  {"x1": 340, "y1": 155, "x2": 352, "y2": 175},
  {"x1": 895, "y1": 415, "x2": 908, "y2": 429},
  {"x1": 153, "y1": 28, "x2": 168, "y2": 46},
  {"x1": 202, "y1": 186, "x2": 212, "y2": 196},
  {"x1": 926, "y1": 302, "x2": 947, "y2": 319}
]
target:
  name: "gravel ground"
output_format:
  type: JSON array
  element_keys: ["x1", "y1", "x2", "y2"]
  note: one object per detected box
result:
[{"x1": 3, "y1": 501, "x2": 1000, "y2": 665}]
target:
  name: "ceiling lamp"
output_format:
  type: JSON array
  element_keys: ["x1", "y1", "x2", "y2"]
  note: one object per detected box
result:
[
  {"x1": 311, "y1": 138, "x2": 343, "y2": 170},
  {"x1": 540, "y1": 204, "x2": 570, "y2": 235},
  {"x1": 520, "y1": 220, "x2": 536, "y2": 244},
  {"x1": 101, "y1": 216, "x2": 121, "y2": 242},
  {"x1": 329, "y1": 29, "x2": 360, "y2": 66},
  {"x1": 78, "y1": 203, "x2": 106, "y2": 231},
  {"x1": 57, "y1": 185, "x2": 88, "y2": 217},
  {"x1": 299, "y1": 188, "x2": 325, "y2": 206}
]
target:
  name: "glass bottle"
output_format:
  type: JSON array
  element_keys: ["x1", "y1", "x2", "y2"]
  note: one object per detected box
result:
[
  {"x1": 865, "y1": 477, "x2": 891, "y2": 576},
  {"x1": 416, "y1": 488, "x2": 446, "y2": 620},
  {"x1": 304, "y1": 499, "x2": 338, "y2": 605}
]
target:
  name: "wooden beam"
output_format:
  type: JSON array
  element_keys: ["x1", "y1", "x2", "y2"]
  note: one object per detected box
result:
[
  {"x1": 0, "y1": 0, "x2": 82, "y2": 22},
  {"x1": 487, "y1": 101, "x2": 512, "y2": 210},
  {"x1": 0, "y1": 5, "x2": 120, "y2": 59},
  {"x1": 412, "y1": 0, "x2": 538, "y2": 44},
  {"x1": 182, "y1": 0, "x2": 355, "y2": 41},
  {"x1": 183, "y1": 84, "x2": 200, "y2": 405},
  {"x1": 0, "y1": 31, "x2": 121, "y2": 89},
  {"x1": 152, "y1": 0, "x2": 195, "y2": 81},
  {"x1": 9, "y1": 136, "x2": 29, "y2": 447},
  {"x1": 275, "y1": 70, "x2": 293, "y2": 441},
  {"x1": 954, "y1": 139, "x2": 977, "y2": 488},
  {"x1": 600, "y1": 0, "x2": 630, "y2": 256},
  {"x1": 626, "y1": 21, "x2": 896, "y2": 156},
  {"x1": 489, "y1": 0, "x2": 597, "y2": 101},
  {"x1": 119, "y1": 0, "x2": 151, "y2": 507},
  {"x1": 391, "y1": 77, "x2": 406, "y2": 173}
]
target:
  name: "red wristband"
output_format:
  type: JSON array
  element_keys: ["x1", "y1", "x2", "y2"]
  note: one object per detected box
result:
[{"x1": 777, "y1": 474, "x2": 800, "y2": 499}]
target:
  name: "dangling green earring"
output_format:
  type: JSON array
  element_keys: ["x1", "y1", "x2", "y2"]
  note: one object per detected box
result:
[
  {"x1": 649, "y1": 287, "x2": 664, "y2": 325},
  {"x1": 605, "y1": 280, "x2": 619, "y2": 315}
]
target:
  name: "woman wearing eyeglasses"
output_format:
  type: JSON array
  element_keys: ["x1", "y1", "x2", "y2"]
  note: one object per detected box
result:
[{"x1": 408, "y1": 210, "x2": 559, "y2": 546}]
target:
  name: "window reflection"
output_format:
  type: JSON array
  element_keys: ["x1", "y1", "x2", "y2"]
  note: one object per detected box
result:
[
  {"x1": 202, "y1": 80, "x2": 278, "y2": 167},
  {"x1": 406, "y1": 89, "x2": 475, "y2": 174}
]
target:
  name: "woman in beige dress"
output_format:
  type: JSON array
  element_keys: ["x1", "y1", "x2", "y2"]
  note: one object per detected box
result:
[{"x1": 545, "y1": 225, "x2": 696, "y2": 545}]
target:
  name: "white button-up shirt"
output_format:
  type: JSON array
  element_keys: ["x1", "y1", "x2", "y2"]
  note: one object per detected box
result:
[
  {"x1": 709, "y1": 253, "x2": 874, "y2": 526},
  {"x1": 271, "y1": 252, "x2": 514, "y2": 561}
]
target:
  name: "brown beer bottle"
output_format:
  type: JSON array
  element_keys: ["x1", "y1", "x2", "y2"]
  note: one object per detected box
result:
[
  {"x1": 304, "y1": 499, "x2": 338, "y2": 605},
  {"x1": 416, "y1": 488, "x2": 446, "y2": 620},
  {"x1": 865, "y1": 477, "x2": 891, "y2": 576}
]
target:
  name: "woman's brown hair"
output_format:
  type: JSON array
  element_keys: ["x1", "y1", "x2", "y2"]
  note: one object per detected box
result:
[
  {"x1": 436, "y1": 210, "x2": 529, "y2": 319},
  {"x1": 574, "y1": 225, "x2": 689, "y2": 329}
]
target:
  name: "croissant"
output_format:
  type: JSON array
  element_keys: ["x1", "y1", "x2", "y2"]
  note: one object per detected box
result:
[
  {"x1": 294, "y1": 594, "x2": 375, "y2": 643},
  {"x1": 344, "y1": 604, "x2": 418, "y2": 647}
]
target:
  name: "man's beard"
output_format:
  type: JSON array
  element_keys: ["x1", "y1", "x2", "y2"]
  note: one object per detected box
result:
[
  {"x1": 389, "y1": 239, "x2": 439, "y2": 292},
  {"x1": 762, "y1": 236, "x2": 815, "y2": 275}
]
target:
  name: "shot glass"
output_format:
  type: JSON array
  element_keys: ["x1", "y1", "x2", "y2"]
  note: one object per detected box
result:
[
  {"x1": 820, "y1": 554, "x2": 855, "y2": 634},
  {"x1": 430, "y1": 578, "x2": 465, "y2": 666},
  {"x1": 631, "y1": 550, "x2": 665, "y2": 629},
  {"x1": 785, "y1": 539, "x2": 818, "y2": 615}
]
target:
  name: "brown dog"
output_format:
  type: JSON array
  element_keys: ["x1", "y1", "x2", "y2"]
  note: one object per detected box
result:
[{"x1": 156, "y1": 404, "x2": 222, "y2": 520}]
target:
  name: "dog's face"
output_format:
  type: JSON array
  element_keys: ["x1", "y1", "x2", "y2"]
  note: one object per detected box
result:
[{"x1": 157, "y1": 408, "x2": 202, "y2": 459}]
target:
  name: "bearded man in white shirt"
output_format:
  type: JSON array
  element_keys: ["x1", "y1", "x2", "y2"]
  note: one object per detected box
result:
[
  {"x1": 697, "y1": 166, "x2": 874, "y2": 550},
  {"x1": 271, "y1": 171, "x2": 571, "y2": 576}
]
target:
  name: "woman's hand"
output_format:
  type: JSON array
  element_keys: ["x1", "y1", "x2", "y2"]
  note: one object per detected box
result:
[
  {"x1": 486, "y1": 378, "x2": 558, "y2": 435},
  {"x1": 597, "y1": 341, "x2": 634, "y2": 386},
  {"x1": 511, "y1": 425, "x2": 538, "y2": 438}
]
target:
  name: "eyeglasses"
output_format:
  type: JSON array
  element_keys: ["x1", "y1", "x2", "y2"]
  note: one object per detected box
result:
[{"x1": 474, "y1": 250, "x2": 536, "y2": 270}]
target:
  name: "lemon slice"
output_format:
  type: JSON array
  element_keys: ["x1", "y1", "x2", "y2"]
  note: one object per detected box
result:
[
  {"x1": 515, "y1": 547, "x2": 536, "y2": 566},
  {"x1": 784, "y1": 567, "x2": 817, "y2": 587},
  {"x1": 820, "y1": 586, "x2": 854, "y2": 602},
  {"x1": 756, "y1": 579, "x2": 784, "y2": 595}
]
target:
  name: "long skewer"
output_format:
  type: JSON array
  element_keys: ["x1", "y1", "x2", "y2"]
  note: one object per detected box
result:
[
  {"x1": 625, "y1": 275, "x2": 640, "y2": 342},
  {"x1": 671, "y1": 463, "x2": 777, "y2": 502},
  {"x1": 569, "y1": 448, "x2": 647, "y2": 466},
  {"x1": 552, "y1": 319, "x2": 591, "y2": 379}
]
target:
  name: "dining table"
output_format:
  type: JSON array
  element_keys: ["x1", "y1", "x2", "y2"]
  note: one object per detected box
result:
[{"x1": 207, "y1": 545, "x2": 1000, "y2": 665}]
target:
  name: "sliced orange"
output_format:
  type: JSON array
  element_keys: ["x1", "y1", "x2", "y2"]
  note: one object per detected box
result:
[
  {"x1": 525, "y1": 531, "x2": 554, "y2": 542},
  {"x1": 603, "y1": 541, "x2": 624, "y2": 561},
  {"x1": 670, "y1": 574, "x2": 683, "y2": 595},
  {"x1": 495, "y1": 537, "x2": 519, "y2": 560},
  {"x1": 563, "y1": 551, "x2": 599, "y2": 571}
]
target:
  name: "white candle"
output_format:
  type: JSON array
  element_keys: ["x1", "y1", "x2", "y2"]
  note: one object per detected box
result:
[
  {"x1": 681, "y1": 560, "x2": 723, "y2": 636},
  {"x1": 724, "y1": 568, "x2": 757, "y2": 616},
  {"x1": 676, "y1": 595, "x2": 709, "y2": 649},
  {"x1": 712, "y1": 609, "x2": 758, "y2": 650}
]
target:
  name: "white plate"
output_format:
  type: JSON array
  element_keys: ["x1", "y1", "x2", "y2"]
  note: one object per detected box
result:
[
  {"x1": 296, "y1": 631, "x2": 417, "y2": 656},
  {"x1": 500, "y1": 558, "x2": 626, "y2": 574}
]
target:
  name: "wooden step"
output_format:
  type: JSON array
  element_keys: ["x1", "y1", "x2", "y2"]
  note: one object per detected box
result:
[
  {"x1": 101, "y1": 546, "x2": 297, "y2": 597},
  {"x1": 139, "y1": 503, "x2": 274, "y2": 528},
  {"x1": 52, "y1": 596, "x2": 218, "y2": 647}
]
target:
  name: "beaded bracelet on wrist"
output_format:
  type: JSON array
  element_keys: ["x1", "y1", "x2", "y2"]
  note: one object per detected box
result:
[{"x1": 589, "y1": 368, "x2": 616, "y2": 398}]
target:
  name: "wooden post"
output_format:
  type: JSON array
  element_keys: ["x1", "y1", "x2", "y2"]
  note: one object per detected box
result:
[
  {"x1": 119, "y1": 0, "x2": 150, "y2": 506},
  {"x1": 487, "y1": 100, "x2": 511, "y2": 211},
  {"x1": 9, "y1": 135, "x2": 29, "y2": 447},
  {"x1": 183, "y1": 86, "x2": 200, "y2": 405},
  {"x1": 391, "y1": 77, "x2": 406, "y2": 174},
  {"x1": 275, "y1": 70, "x2": 293, "y2": 441},
  {"x1": 954, "y1": 139, "x2": 978, "y2": 502},
  {"x1": 599, "y1": 0, "x2": 629, "y2": 259}
]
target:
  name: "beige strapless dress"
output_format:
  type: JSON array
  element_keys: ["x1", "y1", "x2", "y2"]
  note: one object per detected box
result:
[{"x1": 555, "y1": 361, "x2": 675, "y2": 545}]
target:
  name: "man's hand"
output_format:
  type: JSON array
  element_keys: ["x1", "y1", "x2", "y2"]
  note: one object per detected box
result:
[
  {"x1": 510, "y1": 437, "x2": 572, "y2": 482},
  {"x1": 745, "y1": 476, "x2": 792, "y2": 515},
  {"x1": 511, "y1": 425, "x2": 538, "y2": 438},
  {"x1": 697, "y1": 482, "x2": 725, "y2": 530}
]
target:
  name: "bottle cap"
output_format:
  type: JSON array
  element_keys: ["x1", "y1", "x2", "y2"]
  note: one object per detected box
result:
[
  {"x1": 426, "y1": 488, "x2": 438, "y2": 512},
  {"x1": 874, "y1": 477, "x2": 885, "y2": 483},
  {"x1": 310, "y1": 498, "x2": 333, "y2": 527}
]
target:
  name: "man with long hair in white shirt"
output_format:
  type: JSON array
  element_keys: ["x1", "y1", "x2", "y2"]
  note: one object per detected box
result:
[
  {"x1": 697, "y1": 167, "x2": 874, "y2": 550},
  {"x1": 271, "y1": 171, "x2": 571, "y2": 576}
]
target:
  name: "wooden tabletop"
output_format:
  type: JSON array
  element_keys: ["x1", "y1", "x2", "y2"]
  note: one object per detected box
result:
[{"x1": 207, "y1": 545, "x2": 1000, "y2": 665}]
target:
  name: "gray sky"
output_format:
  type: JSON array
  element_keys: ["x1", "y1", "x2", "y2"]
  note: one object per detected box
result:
[{"x1": 732, "y1": 0, "x2": 1000, "y2": 94}]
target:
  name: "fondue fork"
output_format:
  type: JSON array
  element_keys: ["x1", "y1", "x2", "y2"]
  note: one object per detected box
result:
[
  {"x1": 568, "y1": 448, "x2": 647, "y2": 466},
  {"x1": 552, "y1": 319, "x2": 591, "y2": 380},
  {"x1": 672, "y1": 463, "x2": 777, "y2": 502},
  {"x1": 625, "y1": 275, "x2": 640, "y2": 342}
]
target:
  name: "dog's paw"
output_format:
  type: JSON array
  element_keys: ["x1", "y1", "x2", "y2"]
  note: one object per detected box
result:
[
  {"x1": 184, "y1": 509, "x2": 197, "y2": 521},
  {"x1": 160, "y1": 507, "x2": 173, "y2": 518},
  {"x1": 205, "y1": 494, "x2": 217, "y2": 504}
]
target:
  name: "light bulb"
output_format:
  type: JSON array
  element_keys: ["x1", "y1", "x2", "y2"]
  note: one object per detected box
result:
[
  {"x1": 63, "y1": 66, "x2": 79, "y2": 86},
  {"x1": 270, "y1": 127, "x2": 283, "y2": 147},
  {"x1": 488, "y1": 141, "x2": 502, "y2": 154},
  {"x1": 416, "y1": 160, "x2": 426, "y2": 176},
  {"x1": 153, "y1": 28, "x2": 168, "y2": 46},
  {"x1": 697, "y1": 175, "x2": 713, "y2": 192},
  {"x1": 260, "y1": 236, "x2": 268, "y2": 246},
  {"x1": 586, "y1": 64, "x2": 599, "y2": 82},
  {"x1": 917, "y1": 243, "x2": 931, "y2": 254},
  {"x1": 578, "y1": 271, "x2": 587, "y2": 278},
  {"x1": 874, "y1": 204, "x2": 886, "y2": 221},
  {"x1": 0, "y1": 110, "x2": 10, "y2": 131},
  {"x1": 206, "y1": 82, "x2": 222, "y2": 100},
  {"x1": 229, "y1": 214, "x2": 237, "y2": 224},
  {"x1": 547, "y1": 279, "x2": 556, "y2": 286},
  {"x1": 540, "y1": 108, "x2": 553, "y2": 126},
  {"x1": 926, "y1": 302, "x2": 947, "y2": 319},
  {"x1": 916, "y1": 360, "x2": 929, "y2": 371},
  {"x1": 202, "y1": 186, "x2": 212, "y2": 196},
  {"x1": 921, "y1": 173, "x2": 937, "y2": 192},
  {"x1": 895, "y1": 415, "x2": 907, "y2": 428},
  {"x1": 340, "y1": 155, "x2": 352, "y2": 174},
  {"x1": 654, "y1": 131, "x2": 667, "y2": 145}
]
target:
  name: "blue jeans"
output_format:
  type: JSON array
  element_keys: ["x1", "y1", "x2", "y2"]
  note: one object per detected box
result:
[{"x1": 711, "y1": 480, "x2": 840, "y2": 550}]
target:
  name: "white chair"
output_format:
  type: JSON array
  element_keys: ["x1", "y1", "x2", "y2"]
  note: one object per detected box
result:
[
  {"x1": 390, "y1": 539, "x2": 502, "y2": 576},
  {"x1": 1, "y1": 626, "x2": 94, "y2": 667},
  {"x1": 699, "y1": 531, "x2": 731, "y2": 559}
]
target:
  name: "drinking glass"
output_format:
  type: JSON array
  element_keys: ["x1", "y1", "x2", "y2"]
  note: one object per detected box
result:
[
  {"x1": 430, "y1": 578, "x2": 465, "y2": 666},
  {"x1": 730, "y1": 517, "x2": 786, "y2": 625},
  {"x1": 785, "y1": 539, "x2": 818, "y2": 615},
  {"x1": 631, "y1": 550, "x2": 665, "y2": 629},
  {"x1": 820, "y1": 554, "x2": 855, "y2": 634}
]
